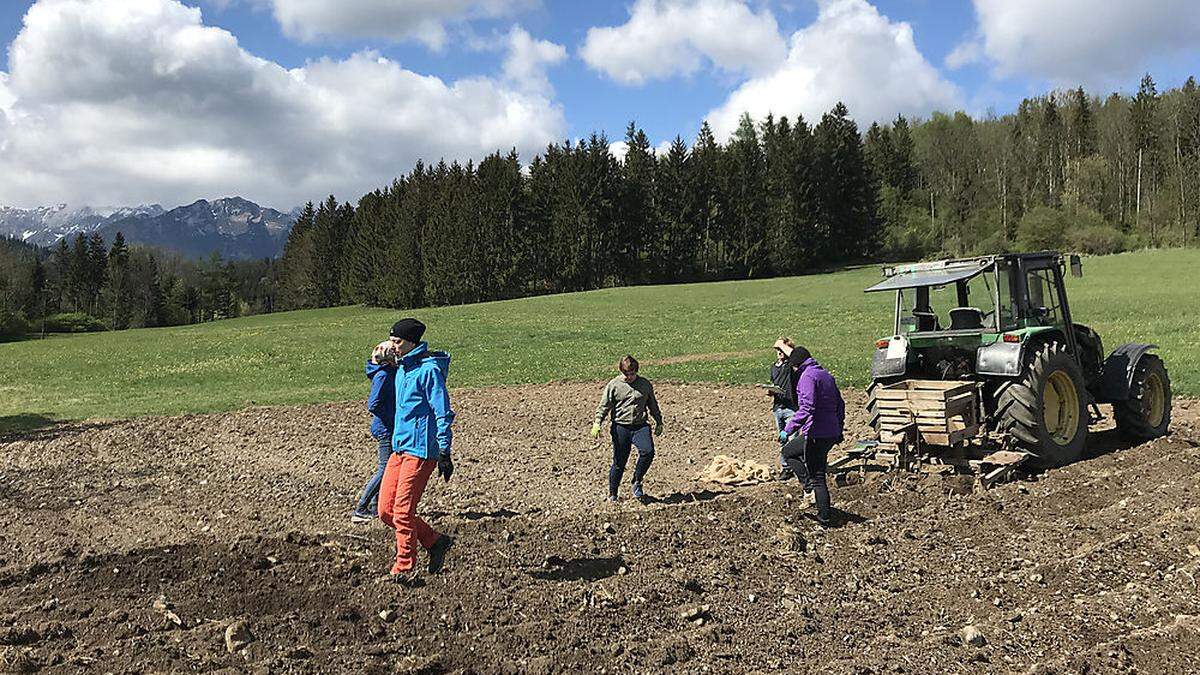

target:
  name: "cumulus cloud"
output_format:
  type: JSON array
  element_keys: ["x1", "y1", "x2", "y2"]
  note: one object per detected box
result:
[
  {"x1": 501, "y1": 25, "x2": 567, "y2": 95},
  {"x1": 580, "y1": 0, "x2": 787, "y2": 85},
  {"x1": 0, "y1": 0, "x2": 566, "y2": 209},
  {"x1": 266, "y1": 0, "x2": 536, "y2": 50},
  {"x1": 951, "y1": 0, "x2": 1200, "y2": 86},
  {"x1": 706, "y1": 0, "x2": 960, "y2": 138}
]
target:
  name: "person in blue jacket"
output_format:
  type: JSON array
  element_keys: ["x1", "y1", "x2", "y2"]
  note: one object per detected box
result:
[
  {"x1": 377, "y1": 318, "x2": 457, "y2": 581},
  {"x1": 351, "y1": 341, "x2": 397, "y2": 524}
]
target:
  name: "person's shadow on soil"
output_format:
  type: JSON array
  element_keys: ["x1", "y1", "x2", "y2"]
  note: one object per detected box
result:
[
  {"x1": 803, "y1": 508, "x2": 868, "y2": 529},
  {"x1": 426, "y1": 507, "x2": 522, "y2": 521},
  {"x1": 655, "y1": 489, "x2": 730, "y2": 505},
  {"x1": 528, "y1": 556, "x2": 625, "y2": 582}
]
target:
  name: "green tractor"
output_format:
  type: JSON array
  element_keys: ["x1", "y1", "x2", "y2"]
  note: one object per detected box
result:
[{"x1": 864, "y1": 251, "x2": 1170, "y2": 471}]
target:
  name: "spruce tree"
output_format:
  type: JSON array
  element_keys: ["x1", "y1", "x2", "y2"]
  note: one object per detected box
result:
[
  {"x1": 279, "y1": 202, "x2": 317, "y2": 309},
  {"x1": 105, "y1": 232, "x2": 132, "y2": 329},
  {"x1": 763, "y1": 114, "x2": 798, "y2": 275},
  {"x1": 655, "y1": 136, "x2": 697, "y2": 280},
  {"x1": 619, "y1": 122, "x2": 656, "y2": 281},
  {"x1": 476, "y1": 150, "x2": 527, "y2": 299},
  {"x1": 87, "y1": 232, "x2": 108, "y2": 315},
  {"x1": 813, "y1": 102, "x2": 878, "y2": 261},
  {"x1": 690, "y1": 122, "x2": 727, "y2": 275}
]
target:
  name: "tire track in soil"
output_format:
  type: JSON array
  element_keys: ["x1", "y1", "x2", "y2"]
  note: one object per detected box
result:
[{"x1": 0, "y1": 382, "x2": 1198, "y2": 673}]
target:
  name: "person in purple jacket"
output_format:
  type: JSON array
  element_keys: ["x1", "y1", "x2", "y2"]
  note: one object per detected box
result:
[{"x1": 779, "y1": 345, "x2": 846, "y2": 525}]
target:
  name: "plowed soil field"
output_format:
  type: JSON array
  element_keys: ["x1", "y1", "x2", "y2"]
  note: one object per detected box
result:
[{"x1": 2, "y1": 383, "x2": 1199, "y2": 673}]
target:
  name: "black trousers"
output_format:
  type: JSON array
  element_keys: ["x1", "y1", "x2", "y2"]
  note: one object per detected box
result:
[{"x1": 781, "y1": 434, "x2": 836, "y2": 521}]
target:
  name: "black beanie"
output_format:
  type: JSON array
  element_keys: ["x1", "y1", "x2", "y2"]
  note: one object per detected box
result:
[
  {"x1": 390, "y1": 318, "x2": 426, "y2": 343},
  {"x1": 788, "y1": 345, "x2": 812, "y2": 368}
]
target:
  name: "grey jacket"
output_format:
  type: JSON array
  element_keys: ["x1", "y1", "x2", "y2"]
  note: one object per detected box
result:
[{"x1": 594, "y1": 375, "x2": 663, "y2": 428}]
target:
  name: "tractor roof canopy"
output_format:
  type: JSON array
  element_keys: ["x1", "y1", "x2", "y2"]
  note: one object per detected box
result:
[{"x1": 865, "y1": 257, "x2": 995, "y2": 293}]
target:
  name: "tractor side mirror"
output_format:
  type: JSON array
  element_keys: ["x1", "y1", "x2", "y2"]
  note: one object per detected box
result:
[{"x1": 1069, "y1": 254, "x2": 1083, "y2": 278}]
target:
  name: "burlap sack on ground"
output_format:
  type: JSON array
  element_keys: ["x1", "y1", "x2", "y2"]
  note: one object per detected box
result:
[{"x1": 696, "y1": 454, "x2": 773, "y2": 486}]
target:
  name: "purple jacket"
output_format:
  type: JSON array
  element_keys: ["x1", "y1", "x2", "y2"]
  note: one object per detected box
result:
[{"x1": 784, "y1": 357, "x2": 845, "y2": 440}]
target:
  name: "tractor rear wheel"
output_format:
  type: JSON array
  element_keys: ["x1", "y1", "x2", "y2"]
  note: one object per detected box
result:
[
  {"x1": 1114, "y1": 354, "x2": 1171, "y2": 440},
  {"x1": 994, "y1": 342, "x2": 1088, "y2": 468}
]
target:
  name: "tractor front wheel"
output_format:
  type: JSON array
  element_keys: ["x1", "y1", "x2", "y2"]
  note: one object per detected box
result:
[
  {"x1": 994, "y1": 342, "x2": 1088, "y2": 468},
  {"x1": 1114, "y1": 354, "x2": 1171, "y2": 440}
]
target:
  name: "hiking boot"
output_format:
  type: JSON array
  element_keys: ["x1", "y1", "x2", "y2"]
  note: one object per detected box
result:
[
  {"x1": 631, "y1": 482, "x2": 645, "y2": 499},
  {"x1": 350, "y1": 509, "x2": 374, "y2": 524},
  {"x1": 607, "y1": 493, "x2": 619, "y2": 503},
  {"x1": 427, "y1": 535, "x2": 454, "y2": 574},
  {"x1": 386, "y1": 571, "x2": 423, "y2": 587},
  {"x1": 778, "y1": 467, "x2": 795, "y2": 481}
]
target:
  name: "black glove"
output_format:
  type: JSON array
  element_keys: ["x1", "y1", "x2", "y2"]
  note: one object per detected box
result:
[{"x1": 438, "y1": 455, "x2": 454, "y2": 483}]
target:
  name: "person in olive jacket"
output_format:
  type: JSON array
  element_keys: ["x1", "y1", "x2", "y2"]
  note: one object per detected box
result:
[{"x1": 591, "y1": 355, "x2": 663, "y2": 503}]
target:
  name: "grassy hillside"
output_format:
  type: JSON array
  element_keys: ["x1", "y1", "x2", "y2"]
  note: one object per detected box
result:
[{"x1": 3, "y1": 249, "x2": 1198, "y2": 428}]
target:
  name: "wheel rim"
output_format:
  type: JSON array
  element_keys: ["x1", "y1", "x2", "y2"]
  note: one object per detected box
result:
[
  {"x1": 1144, "y1": 372, "x2": 1166, "y2": 428},
  {"x1": 1043, "y1": 370, "x2": 1080, "y2": 446}
]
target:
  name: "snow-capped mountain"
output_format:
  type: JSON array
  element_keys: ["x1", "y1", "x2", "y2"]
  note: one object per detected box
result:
[
  {"x1": 0, "y1": 198, "x2": 298, "y2": 259},
  {"x1": 0, "y1": 204, "x2": 165, "y2": 246}
]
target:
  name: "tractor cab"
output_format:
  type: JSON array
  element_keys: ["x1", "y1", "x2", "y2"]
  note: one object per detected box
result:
[{"x1": 866, "y1": 252, "x2": 1083, "y2": 382}]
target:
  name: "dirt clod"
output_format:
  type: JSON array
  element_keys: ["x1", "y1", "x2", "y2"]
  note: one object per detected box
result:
[
  {"x1": 961, "y1": 625, "x2": 987, "y2": 647},
  {"x1": 224, "y1": 620, "x2": 253, "y2": 654}
]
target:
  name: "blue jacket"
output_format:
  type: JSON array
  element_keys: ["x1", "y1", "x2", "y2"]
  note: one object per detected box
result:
[
  {"x1": 366, "y1": 359, "x2": 397, "y2": 438},
  {"x1": 392, "y1": 342, "x2": 455, "y2": 460}
]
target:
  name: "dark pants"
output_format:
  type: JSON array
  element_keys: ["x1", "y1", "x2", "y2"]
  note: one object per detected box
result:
[
  {"x1": 610, "y1": 423, "x2": 655, "y2": 496},
  {"x1": 781, "y1": 435, "x2": 836, "y2": 522},
  {"x1": 355, "y1": 431, "x2": 392, "y2": 515}
]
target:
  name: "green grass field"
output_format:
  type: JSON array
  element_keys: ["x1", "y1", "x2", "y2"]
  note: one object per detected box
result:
[{"x1": 3, "y1": 249, "x2": 1198, "y2": 430}]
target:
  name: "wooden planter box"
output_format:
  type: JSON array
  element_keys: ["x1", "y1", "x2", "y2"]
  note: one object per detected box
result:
[{"x1": 875, "y1": 380, "x2": 979, "y2": 446}]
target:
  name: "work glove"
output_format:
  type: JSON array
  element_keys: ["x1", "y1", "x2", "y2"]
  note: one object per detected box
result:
[
  {"x1": 438, "y1": 454, "x2": 454, "y2": 483},
  {"x1": 590, "y1": 423, "x2": 601, "y2": 438},
  {"x1": 654, "y1": 423, "x2": 664, "y2": 437},
  {"x1": 779, "y1": 430, "x2": 790, "y2": 444}
]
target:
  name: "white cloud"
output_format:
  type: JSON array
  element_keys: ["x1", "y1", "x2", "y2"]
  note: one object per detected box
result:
[
  {"x1": 580, "y1": 0, "x2": 787, "y2": 85},
  {"x1": 608, "y1": 140, "x2": 629, "y2": 162},
  {"x1": 944, "y1": 39, "x2": 981, "y2": 70},
  {"x1": 957, "y1": 0, "x2": 1200, "y2": 86},
  {"x1": 501, "y1": 25, "x2": 566, "y2": 95},
  {"x1": 266, "y1": 0, "x2": 535, "y2": 50},
  {"x1": 0, "y1": 0, "x2": 566, "y2": 209},
  {"x1": 706, "y1": 0, "x2": 961, "y2": 138}
]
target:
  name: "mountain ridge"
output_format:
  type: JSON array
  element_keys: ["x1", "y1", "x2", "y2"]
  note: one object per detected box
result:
[{"x1": 0, "y1": 198, "x2": 298, "y2": 259}]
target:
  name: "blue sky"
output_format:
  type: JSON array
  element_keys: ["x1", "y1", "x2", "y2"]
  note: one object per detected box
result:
[{"x1": 1, "y1": 0, "x2": 1198, "y2": 209}]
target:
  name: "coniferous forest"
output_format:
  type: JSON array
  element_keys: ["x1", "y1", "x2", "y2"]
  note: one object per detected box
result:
[
  {"x1": 3, "y1": 74, "x2": 1199, "y2": 337},
  {"x1": 278, "y1": 75, "x2": 1200, "y2": 312},
  {"x1": 0, "y1": 232, "x2": 276, "y2": 338}
]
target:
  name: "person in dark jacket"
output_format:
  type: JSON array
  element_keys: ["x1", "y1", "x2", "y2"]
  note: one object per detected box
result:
[
  {"x1": 779, "y1": 346, "x2": 846, "y2": 525},
  {"x1": 768, "y1": 337, "x2": 797, "y2": 480},
  {"x1": 377, "y1": 318, "x2": 457, "y2": 582},
  {"x1": 351, "y1": 341, "x2": 397, "y2": 524}
]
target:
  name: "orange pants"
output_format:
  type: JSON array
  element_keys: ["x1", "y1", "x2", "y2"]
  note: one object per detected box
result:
[{"x1": 378, "y1": 452, "x2": 440, "y2": 574}]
